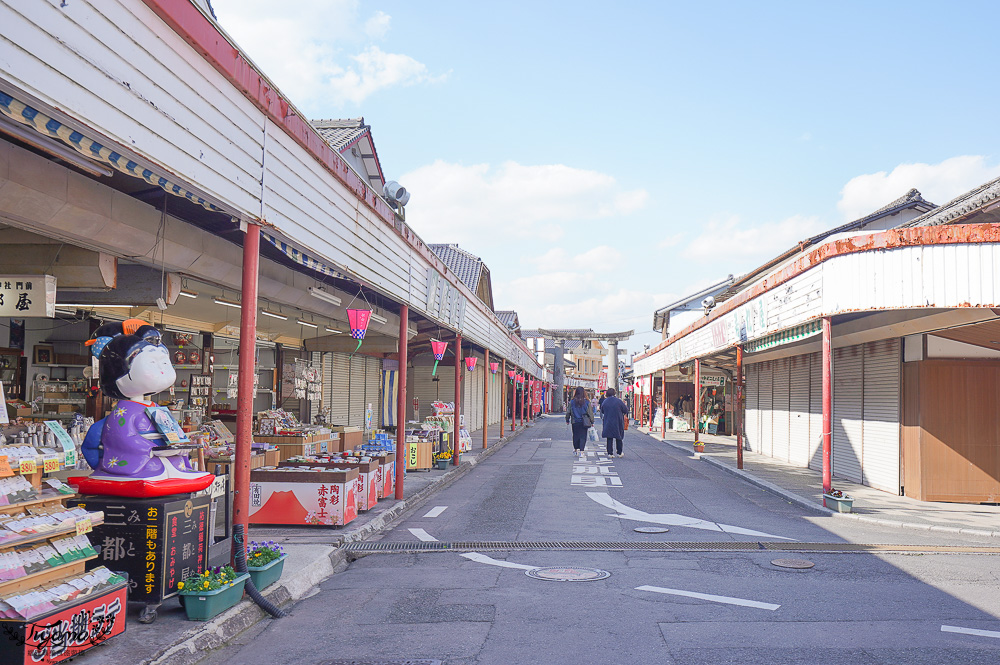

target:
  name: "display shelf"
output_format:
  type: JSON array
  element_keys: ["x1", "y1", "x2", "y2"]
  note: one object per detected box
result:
[
  {"x1": 0, "y1": 490, "x2": 76, "y2": 515},
  {"x1": 172, "y1": 364, "x2": 205, "y2": 369},
  {"x1": 38, "y1": 397, "x2": 85, "y2": 404},
  {"x1": 0, "y1": 555, "x2": 98, "y2": 594},
  {"x1": 0, "y1": 516, "x2": 104, "y2": 551},
  {"x1": 33, "y1": 363, "x2": 89, "y2": 368}
]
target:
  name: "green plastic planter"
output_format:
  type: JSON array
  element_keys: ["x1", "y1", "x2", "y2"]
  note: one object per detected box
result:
[
  {"x1": 248, "y1": 553, "x2": 287, "y2": 591},
  {"x1": 824, "y1": 494, "x2": 854, "y2": 513},
  {"x1": 179, "y1": 573, "x2": 249, "y2": 621},
  {"x1": 436, "y1": 459, "x2": 449, "y2": 470}
]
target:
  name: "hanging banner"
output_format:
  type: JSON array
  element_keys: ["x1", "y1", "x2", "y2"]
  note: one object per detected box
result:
[
  {"x1": 597, "y1": 371, "x2": 608, "y2": 391},
  {"x1": 0, "y1": 275, "x2": 56, "y2": 318}
]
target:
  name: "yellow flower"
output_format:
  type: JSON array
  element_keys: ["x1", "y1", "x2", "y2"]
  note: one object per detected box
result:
[
  {"x1": 203, "y1": 571, "x2": 210, "y2": 577},
  {"x1": 177, "y1": 582, "x2": 185, "y2": 590},
  {"x1": 203, "y1": 581, "x2": 210, "y2": 588}
]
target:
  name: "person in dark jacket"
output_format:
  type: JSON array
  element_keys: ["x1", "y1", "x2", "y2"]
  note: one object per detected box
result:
[
  {"x1": 600, "y1": 388, "x2": 628, "y2": 457},
  {"x1": 565, "y1": 386, "x2": 594, "y2": 458}
]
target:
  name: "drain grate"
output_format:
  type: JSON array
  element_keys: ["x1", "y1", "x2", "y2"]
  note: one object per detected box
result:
[
  {"x1": 320, "y1": 661, "x2": 442, "y2": 665},
  {"x1": 346, "y1": 541, "x2": 1000, "y2": 554}
]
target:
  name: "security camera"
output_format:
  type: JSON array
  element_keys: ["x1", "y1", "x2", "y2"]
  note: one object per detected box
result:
[
  {"x1": 701, "y1": 296, "x2": 716, "y2": 310},
  {"x1": 383, "y1": 181, "x2": 410, "y2": 207}
]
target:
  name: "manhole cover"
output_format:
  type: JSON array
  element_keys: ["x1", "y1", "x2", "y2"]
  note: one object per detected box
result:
[
  {"x1": 634, "y1": 527, "x2": 670, "y2": 533},
  {"x1": 771, "y1": 558, "x2": 815, "y2": 569},
  {"x1": 525, "y1": 567, "x2": 611, "y2": 582}
]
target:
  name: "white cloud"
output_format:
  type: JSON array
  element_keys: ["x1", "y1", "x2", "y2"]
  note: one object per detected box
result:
[
  {"x1": 401, "y1": 160, "x2": 649, "y2": 244},
  {"x1": 684, "y1": 214, "x2": 824, "y2": 261},
  {"x1": 210, "y1": 0, "x2": 440, "y2": 109},
  {"x1": 838, "y1": 156, "x2": 1000, "y2": 221}
]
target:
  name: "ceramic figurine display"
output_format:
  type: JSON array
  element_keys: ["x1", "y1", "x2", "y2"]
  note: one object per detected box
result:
[{"x1": 70, "y1": 319, "x2": 214, "y2": 497}]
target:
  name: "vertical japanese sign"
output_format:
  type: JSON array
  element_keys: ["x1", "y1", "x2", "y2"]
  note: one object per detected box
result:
[{"x1": 0, "y1": 274, "x2": 56, "y2": 318}]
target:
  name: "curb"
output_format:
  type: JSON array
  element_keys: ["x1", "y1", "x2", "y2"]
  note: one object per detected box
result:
[
  {"x1": 655, "y1": 436, "x2": 1000, "y2": 540},
  {"x1": 145, "y1": 424, "x2": 532, "y2": 665}
]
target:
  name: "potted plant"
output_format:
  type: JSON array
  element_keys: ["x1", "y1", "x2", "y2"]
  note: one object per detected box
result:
[
  {"x1": 693, "y1": 441, "x2": 705, "y2": 453},
  {"x1": 177, "y1": 565, "x2": 249, "y2": 621},
  {"x1": 433, "y1": 450, "x2": 452, "y2": 470},
  {"x1": 247, "y1": 541, "x2": 287, "y2": 591},
  {"x1": 823, "y1": 488, "x2": 854, "y2": 513}
]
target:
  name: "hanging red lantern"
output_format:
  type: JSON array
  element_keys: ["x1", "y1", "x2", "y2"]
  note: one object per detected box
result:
[
  {"x1": 490, "y1": 361, "x2": 499, "y2": 374},
  {"x1": 465, "y1": 357, "x2": 478, "y2": 371},
  {"x1": 431, "y1": 339, "x2": 448, "y2": 376}
]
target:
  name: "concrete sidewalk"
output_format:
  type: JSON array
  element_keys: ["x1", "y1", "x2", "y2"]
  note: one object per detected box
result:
[
  {"x1": 90, "y1": 420, "x2": 538, "y2": 665},
  {"x1": 638, "y1": 425, "x2": 1000, "y2": 539}
]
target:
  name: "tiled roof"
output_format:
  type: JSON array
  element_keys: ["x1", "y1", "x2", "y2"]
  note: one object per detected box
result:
[
  {"x1": 428, "y1": 244, "x2": 484, "y2": 292},
  {"x1": 814, "y1": 188, "x2": 935, "y2": 238},
  {"x1": 899, "y1": 179, "x2": 1000, "y2": 227},
  {"x1": 311, "y1": 118, "x2": 369, "y2": 152},
  {"x1": 496, "y1": 311, "x2": 519, "y2": 330}
]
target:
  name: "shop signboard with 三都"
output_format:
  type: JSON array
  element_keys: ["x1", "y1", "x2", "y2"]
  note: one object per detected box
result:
[{"x1": 0, "y1": 275, "x2": 56, "y2": 318}]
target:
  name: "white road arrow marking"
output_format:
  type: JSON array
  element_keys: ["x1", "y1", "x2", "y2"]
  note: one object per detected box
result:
[
  {"x1": 637, "y1": 584, "x2": 780, "y2": 610},
  {"x1": 408, "y1": 528, "x2": 437, "y2": 542},
  {"x1": 461, "y1": 552, "x2": 539, "y2": 570},
  {"x1": 587, "y1": 492, "x2": 795, "y2": 540},
  {"x1": 423, "y1": 506, "x2": 448, "y2": 518},
  {"x1": 941, "y1": 625, "x2": 1000, "y2": 639}
]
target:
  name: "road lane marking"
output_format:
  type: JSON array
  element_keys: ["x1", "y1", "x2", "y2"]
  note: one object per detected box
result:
[
  {"x1": 587, "y1": 492, "x2": 795, "y2": 540},
  {"x1": 461, "y1": 552, "x2": 539, "y2": 570},
  {"x1": 409, "y1": 528, "x2": 437, "y2": 542},
  {"x1": 636, "y1": 584, "x2": 780, "y2": 611},
  {"x1": 941, "y1": 625, "x2": 1000, "y2": 639},
  {"x1": 423, "y1": 506, "x2": 448, "y2": 518}
]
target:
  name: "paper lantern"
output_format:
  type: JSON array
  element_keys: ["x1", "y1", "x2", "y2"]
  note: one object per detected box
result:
[
  {"x1": 465, "y1": 357, "x2": 477, "y2": 371},
  {"x1": 347, "y1": 309, "x2": 372, "y2": 352},
  {"x1": 507, "y1": 369, "x2": 515, "y2": 381},
  {"x1": 490, "y1": 362, "x2": 499, "y2": 374},
  {"x1": 431, "y1": 339, "x2": 448, "y2": 376}
]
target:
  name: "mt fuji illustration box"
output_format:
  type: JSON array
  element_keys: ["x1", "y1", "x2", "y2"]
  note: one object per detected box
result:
[{"x1": 249, "y1": 468, "x2": 358, "y2": 526}]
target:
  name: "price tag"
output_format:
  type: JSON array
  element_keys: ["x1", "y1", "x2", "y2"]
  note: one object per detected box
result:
[
  {"x1": 64, "y1": 449, "x2": 76, "y2": 468},
  {"x1": 19, "y1": 458, "x2": 37, "y2": 475},
  {"x1": 0, "y1": 455, "x2": 13, "y2": 478},
  {"x1": 75, "y1": 517, "x2": 92, "y2": 535},
  {"x1": 43, "y1": 456, "x2": 60, "y2": 473}
]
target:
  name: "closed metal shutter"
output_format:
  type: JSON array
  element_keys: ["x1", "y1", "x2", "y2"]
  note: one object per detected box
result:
[
  {"x1": 745, "y1": 364, "x2": 759, "y2": 453},
  {"x1": 758, "y1": 361, "x2": 773, "y2": 457},
  {"x1": 861, "y1": 339, "x2": 901, "y2": 493},
  {"x1": 411, "y1": 365, "x2": 455, "y2": 422},
  {"x1": 328, "y1": 352, "x2": 351, "y2": 425},
  {"x1": 771, "y1": 357, "x2": 791, "y2": 462},
  {"x1": 788, "y1": 354, "x2": 811, "y2": 467},
  {"x1": 348, "y1": 354, "x2": 367, "y2": 427},
  {"x1": 808, "y1": 351, "x2": 824, "y2": 471},
  {"x1": 322, "y1": 352, "x2": 332, "y2": 420},
  {"x1": 833, "y1": 345, "x2": 864, "y2": 484},
  {"x1": 364, "y1": 356, "x2": 382, "y2": 430}
]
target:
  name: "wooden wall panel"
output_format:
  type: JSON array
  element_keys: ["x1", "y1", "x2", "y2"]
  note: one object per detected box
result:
[{"x1": 901, "y1": 362, "x2": 922, "y2": 499}]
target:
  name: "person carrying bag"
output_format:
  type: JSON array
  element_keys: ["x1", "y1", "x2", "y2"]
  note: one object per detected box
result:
[{"x1": 565, "y1": 387, "x2": 594, "y2": 458}]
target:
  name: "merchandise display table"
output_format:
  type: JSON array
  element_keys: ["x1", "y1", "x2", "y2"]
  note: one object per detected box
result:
[{"x1": 248, "y1": 467, "x2": 358, "y2": 526}]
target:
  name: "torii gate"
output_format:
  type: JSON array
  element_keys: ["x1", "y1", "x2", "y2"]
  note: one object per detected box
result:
[{"x1": 537, "y1": 329, "x2": 633, "y2": 412}]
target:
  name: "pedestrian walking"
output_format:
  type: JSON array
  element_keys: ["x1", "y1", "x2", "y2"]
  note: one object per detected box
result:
[
  {"x1": 600, "y1": 388, "x2": 628, "y2": 458},
  {"x1": 565, "y1": 386, "x2": 594, "y2": 458}
]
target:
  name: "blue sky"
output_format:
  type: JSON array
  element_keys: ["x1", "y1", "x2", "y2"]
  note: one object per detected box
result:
[{"x1": 211, "y1": 0, "x2": 1000, "y2": 357}]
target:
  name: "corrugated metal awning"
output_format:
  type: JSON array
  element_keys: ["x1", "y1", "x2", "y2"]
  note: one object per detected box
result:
[{"x1": 744, "y1": 320, "x2": 822, "y2": 353}]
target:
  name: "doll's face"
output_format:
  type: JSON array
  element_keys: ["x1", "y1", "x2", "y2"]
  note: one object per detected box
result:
[{"x1": 116, "y1": 342, "x2": 176, "y2": 399}]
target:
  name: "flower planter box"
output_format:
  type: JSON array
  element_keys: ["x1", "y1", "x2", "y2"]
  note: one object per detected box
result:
[
  {"x1": 824, "y1": 494, "x2": 854, "y2": 513},
  {"x1": 179, "y1": 573, "x2": 249, "y2": 621},
  {"x1": 693, "y1": 443, "x2": 705, "y2": 453},
  {"x1": 248, "y1": 554, "x2": 287, "y2": 591},
  {"x1": 436, "y1": 459, "x2": 449, "y2": 470}
]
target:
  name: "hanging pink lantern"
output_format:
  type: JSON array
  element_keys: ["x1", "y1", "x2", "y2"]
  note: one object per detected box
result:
[
  {"x1": 508, "y1": 369, "x2": 516, "y2": 380},
  {"x1": 431, "y1": 339, "x2": 448, "y2": 376},
  {"x1": 490, "y1": 362, "x2": 499, "y2": 374},
  {"x1": 347, "y1": 309, "x2": 372, "y2": 352},
  {"x1": 465, "y1": 357, "x2": 478, "y2": 371}
]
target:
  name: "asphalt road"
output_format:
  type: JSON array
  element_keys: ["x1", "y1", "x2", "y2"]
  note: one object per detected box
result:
[{"x1": 210, "y1": 415, "x2": 1000, "y2": 665}]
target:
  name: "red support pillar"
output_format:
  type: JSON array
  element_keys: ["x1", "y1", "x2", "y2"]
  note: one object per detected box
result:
[
  {"x1": 454, "y1": 335, "x2": 462, "y2": 466},
  {"x1": 694, "y1": 358, "x2": 701, "y2": 445},
  {"x1": 482, "y1": 349, "x2": 489, "y2": 449},
  {"x1": 500, "y1": 359, "x2": 506, "y2": 435},
  {"x1": 232, "y1": 222, "x2": 260, "y2": 562},
  {"x1": 822, "y1": 317, "x2": 833, "y2": 501},
  {"x1": 395, "y1": 305, "x2": 408, "y2": 499},
  {"x1": 519, "y1": 373, "x2": 525, "y2": 428},
  {"x1": 660, "y1": 369, "x2": 666, "y2": 435},
  {"x1": 736, "y1": 344, "x2": 744, "y2": 470}
]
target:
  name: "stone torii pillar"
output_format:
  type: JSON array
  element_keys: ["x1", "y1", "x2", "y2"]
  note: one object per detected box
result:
[
  {"x1": 553, "y1": 340, "x2": 566, "y2": 412},
  {"x1": 538, "y1": 329, "x2": 633, "y2": 410}
]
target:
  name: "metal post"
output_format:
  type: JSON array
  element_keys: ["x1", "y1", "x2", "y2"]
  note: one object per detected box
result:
[
  {"x1": 454, "y1": 335, "x2": 462, "y2": 466},
  {"x1": 232, "y1": 222, "x2": 260, "y2": 562},
  {"x1": 500, "y1": 359, "x2": 506, "y2": 436},
  {"x1": 736, "y1": 344, "x2": 744, "y2": 470},
  {"x1": 482, "y1": 349, "x2": 489, "y2": 449},
  {"x1": 395, "y1": 305, "x2": 408, "y2": 499},
  {"x1": 694, "y1": 358, "x2": 701, "y2": 445},
  {"x1": 660, "y1": 369, "x2": 666, "y2": 435},
  {"x1": 822, "y1": 317, "x2": 833, "y2": 501}
]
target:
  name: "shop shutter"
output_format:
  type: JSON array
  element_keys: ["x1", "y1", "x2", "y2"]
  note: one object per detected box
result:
[
  {"x1": 364, "y1": 356, "x2": 383, "y2": 430},
  {"x1": 808, "y1": 351, "x2": 824, "y2": 471},
  {"x1": 411, "y1": 365, "x2": 455, "y2": 423},
  {"x1": 758, "y1": 360, "x2": 773, "y2": 458},
  {"x1": 861, "y1": 339, "x2": 901, "y2": 493},
  {"x1": 788, "y1": 354, "x2": 811, "y2": 467},
  {"x1": 328, "y1": 352, "x2": 351, "y2": 425},
  {"x1": 348, "y1": 354, "x2": 367, "y2": 427},
  {"x1": 744, "y1": 364, "x2": 759, "y2": 453},
  {"x1": 771, "y1": 357, "x2": 791, "y2": 462},
  {"x1": 322, "y1": 352, "x2": 333, "y2": 420},
  {"x1": 833, "y1": 345, "x2": 864, "y2": 484}
]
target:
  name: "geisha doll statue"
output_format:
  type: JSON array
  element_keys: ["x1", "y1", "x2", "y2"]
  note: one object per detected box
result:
[{"x1": 69, "y1": 319, "x2": 214, "y2": 497}]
